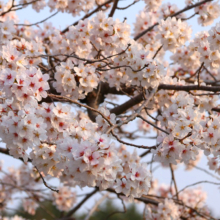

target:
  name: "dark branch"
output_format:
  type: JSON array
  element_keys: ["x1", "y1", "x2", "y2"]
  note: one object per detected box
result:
[
  {"x1": 64, "y1": 188, "x2": 98, "y2": 217},
  {"x1": 108, "y1": 0, "x2": 119, "y2": 17},
  {"x1": 15, "y1": 11, "x2": 58, "y2": 26}
]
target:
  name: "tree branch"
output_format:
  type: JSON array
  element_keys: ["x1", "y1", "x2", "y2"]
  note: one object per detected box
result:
[
  {"x1": 64, "y1": 188, "x2": 99, "y2": 217},
  {"x1": 108, "y1": 0, "x2": 119, "y2": 17},
  {"x1": 110, "y1": 83, "x2": 220, "y2": 116},
  {"x1": 35, "y1": 166, "x2": 59, "y2": 193},
  {"x1": 84, "y1": 193, "x2": 109, "y2": 220},
  {"x1": 170, "y1": 164, "x2": 179, "y2": 200},
  {"x1": 15, "y1": 11, "x2": 58, "y2": 26}
]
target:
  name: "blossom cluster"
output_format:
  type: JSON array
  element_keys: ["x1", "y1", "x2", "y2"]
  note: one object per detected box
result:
[
  {"x1": 46, "y1": 11, "x2": 166, "y2": 95},
  {"x1": 0, "y1": 164, "x2": 41, "y2": 214},
  {"x1": 0, "y1": 90, "x2": 151, "y2": 199},
  {"x1": 143, "y1": 0, "x2": 163, "y2": 12},
  {"x1": 171, "y1": 21, "x2": 220, "y2": 71},
  {"x1": 53, "y1": 186, "x2": 76, "y2": 211},
  {"x1": 145, "y1": 198, "x2": 180, "y2": 220},
  {"x1": 194, "y1": 0, "x2": 220, "y2": 26},
  {"x1": 133, "y1": 2, "x2": 185, "y2": 60},
  {"x1": 0, "y1": 162, "x2": 78, "y2": 215},
  {"x1": 146, "y1": 182, "x2": 210, "y2": 220},
  {"x1": 156, "y1": 17, "x2": 192, "y2": 53},
  {"x1": 54, "y1": 61, "x2": 99, "y2": 100},
  {"x1": 16, "y1": 0, "x2": 106, "y2": 15},
  {"x1": 1, "y1": 0, "x2": 220, "y2": 218},
  {"x1": 153, "y1": 86, "x2": 220, "y2": 165},
  {"x1": 207, "y1": 157, "x2": 220, "y2": 175},
  {"x1": 56, "y1": 140, "x2": 151, "y2": 199}
]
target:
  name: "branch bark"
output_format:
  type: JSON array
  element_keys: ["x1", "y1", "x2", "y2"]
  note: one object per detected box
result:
[
  {"x1": 64, "y1": 188, "x2": 99, "y2": 218},
  {"x1": 110, "y1": 84, "x2": 220, "y2": 116},
  {"x1": 109, "y1": 0, "x2": 119, "y2": 17},
  {"x1": 61, "y1": 0, "x2": 113, "y2": 33}
]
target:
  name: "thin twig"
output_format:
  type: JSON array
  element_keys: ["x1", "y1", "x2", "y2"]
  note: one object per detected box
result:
[
  {"x1": 189, "y1": 164, "x2": 220, "y2": 181},
  {"x1": 152, "y1": 45, "x2": 163, "y2": 59},
  {"x1": 107, "y1": 87, "x2": 158, "y2": 134},
  {"x1": 112, "y1": 131, "x2": 156, "y2": 149},
  {"x1": 48, "y1": 94, "x2": 113, "y2": 126},
  {"x1": 203, "y1": 65, "x2": 218, "y2": 82},
  {"x1": 35, "y1": 166, "x2": 59, "y2": 193},
  {"x1": 15, "y1": 11, "x2": 58, "y2": 26},
  {"x1": 0, "y1": 0, "x2": 39, "y2": 16},
  {"x1": 109, "y1": 0, "x2": 119, "y2": 17},
  {"x1": 64, "y1": 188, "x2": 99, "y2": 217},
  {"x1": 175, "y1": 180, "x2": 220, "y2": 197},
  {"x1": 84, "y1": 193, "x2": 109, "y2": 220},
  {"x1": 197, "y1": 62, "x2": 204, "y2": 86},
  {"x1": 170, "y1": 164, "x2": 179, "y2": 200},
  {"x1": 140, "y1": 149, "x2": 151, "y2": 158},
  {"x1": 181, "y1": 12, "x2": 198, "y2": 21},
  {"x1": 137, "y1": 115, "x2": 169, "y2": 134},
  {"x1": 116, "y1": 0, "x2": 139, "y2": 10}
]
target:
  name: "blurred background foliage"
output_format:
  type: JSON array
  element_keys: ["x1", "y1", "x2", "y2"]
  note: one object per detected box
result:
[{"x1": 6, "y1": 199, "x2": 142, "y2": 220}]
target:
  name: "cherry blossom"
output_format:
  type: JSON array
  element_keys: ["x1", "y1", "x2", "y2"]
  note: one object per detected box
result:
[{"x1": 0, "y1": 0, "x2": 220, "y2": 218}]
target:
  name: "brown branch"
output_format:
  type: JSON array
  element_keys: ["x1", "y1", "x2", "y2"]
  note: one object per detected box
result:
[
  {"x1": 137, "y1": 115, "x2": 169, "y2": 134},
  {"x1": 0, "y1": 0, "x2": 40, "y2": 16},
  {"x1": 110, "y1": 92, "x2": 143, "y2": 115},
  {"x1": 64, "y1": 188, "x2": 98, "y2": 217},
  {"x1": 181, "y1": 12, "x2": 198, "y2": 21},
  {"x1": 170, "y1": 164, "x2": 179, "y2": 200},
  {"x1": 197, "y1": 62, "x2": 204, "y2": 86},
  {"x1": 146, "y1": 194, "x2": 216, "y2": 220},
  {"x1": 203, "y1": 66, "x2": 218, "y2": 82},
  {"x1": 0, "y1": 147, "x2": 9, "y2": 155},
  {"x1": 48, "y1": 93, "x2": 113, "y2": 126},
  {"x1": 32, "y1": 44, "x2": 131, "y2": 65},
  {"x1": 158, "y1": 84, "x2": 220, "y2": 92},
  {"x1": 105, "y1": 188, "x2": 159, "y2": 206},
  {"x1": 185, "y1": 63, "x2": 204, "y2": 82},
  {"x1": 152, "y1": 45, "x2": 163, "y2": 59},
  {"x1": 14, "y1": 11, "x2": 58, "y2": 26},
  {"x1": 82, "y1": 82, "x2": 135, "y2": 122},
  {"x1": 84, "y1": 193, "x2": 109, "y2": 220},
  {"x1": 107, "y1": 87, "x2": 157, "y2": 134},
  {"x1": 106, "y1": 187, "x2": 210, "y2": 220},
  {"x1": 105, "y1": 194, "x2": 127, "y2": 220},
  {"x1": 111, "y1": 131, "x2": 156, "y2": 149},
  {"x1": 212, "y1": 107, "x2": 220, "y2": 113},
  {"x1": 139, "y1": 149, "x2": 151, "y2": 158},
  {"x1": 188, "y1": 164, "x2": 220, "y2": 181},
  {"x1": 111, "y1": 83, "x2": 220, "y2": 116},
  {"x1": 175, "y1": 180, "x2": 220, "y2": 197},
  {"x1": 0, "y1": 0, "x2": 15, "y2": 16},
  {"x1": 35, "y1": 166, "x2": 59, "y2": 193},
  {"x1": 108, "y1": 0, "x2": 119, "y2": 17},
  {"x1": 116, "y1": 0, "x2": 139, "y2": 10}
]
